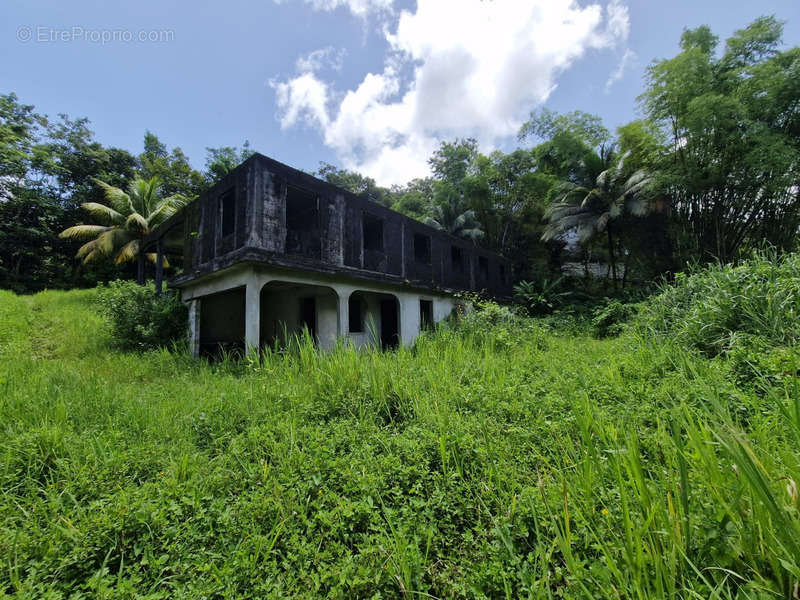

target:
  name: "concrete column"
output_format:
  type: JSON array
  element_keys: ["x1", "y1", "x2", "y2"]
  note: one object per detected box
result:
[
  {"x1": 336, "y1": 291, "x2": 349, "y2": 338},
  {"x1": 245, "y1": 282, "x2": 261, "y2": 356},
  {"x1": 187, "y1": 299, "x2": 201, "y2": 358},
  {"x1": 398, "y1": 293, "x2": 421, "y2": 348}
]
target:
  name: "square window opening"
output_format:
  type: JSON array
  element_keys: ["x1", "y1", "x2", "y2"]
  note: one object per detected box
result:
[
  {"x1": 420, "y1": 299, "x2": 433, "y2": 330},
  {"x1": 348, "y1": 295, "x2": 364, "y2": 333},
  {"x1": 220, "y1": 189, "x2": 236, "y2": 237},
  {"x1": 451, "y1": 246, "x2": 464, "y2": 273},
  {"x1": 286, "y1": 185, "x2": 320, "y2": 257},
  {"x1": 478, "y1": 256, "x2": 489, "y2": 280},
  {"x1": 414, "y1": 233, "x2": 431, "y2": 264},
  {"x1": 363, "y1": 213, "x2": 384, "y2": 252}
]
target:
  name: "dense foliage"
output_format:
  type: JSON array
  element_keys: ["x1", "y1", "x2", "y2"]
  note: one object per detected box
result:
[
  {"x1": 0, "y1": 93, "x2": 250, "y2": 292},
  {"x1": 96, "y1": 280, "x2": 188, "y2": 351},
  {"x1": 2, "y1": 256, "x2": 800, "y2": 596},
  {"x1": 639, "y1": 249, "x2": 800, "y2": 356}
]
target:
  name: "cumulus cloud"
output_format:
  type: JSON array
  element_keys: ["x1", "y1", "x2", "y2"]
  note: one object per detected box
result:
[{"x1": 273, "y1": 0, "x2": 631, "y2": 185}]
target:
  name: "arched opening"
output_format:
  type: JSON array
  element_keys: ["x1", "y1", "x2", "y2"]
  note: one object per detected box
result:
[{"x1": 260, "y1": 281, "x2": 339, "y2": 350}]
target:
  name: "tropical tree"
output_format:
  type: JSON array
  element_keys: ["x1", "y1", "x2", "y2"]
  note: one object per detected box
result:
[
  {"x1": 542, "y1": 153, "x2": 654, "y2": 288},
  {"x1": 424, "y1": 182, "x2": 485, "y2": 242},
  {"x1": 640, "y1": 17, "x2": 800, "y2": 262},
  {"x1": 59, "y1": 176, "x2": 191, "y2": 282}
]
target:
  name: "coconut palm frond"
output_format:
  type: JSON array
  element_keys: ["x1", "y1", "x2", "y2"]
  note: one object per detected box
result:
[
  {"x1": 628, "y1": 196, "x2": 651, "y2": 217},
  {"x1": 595, "y1": 212, "x2": 611, "y2": 232},
  {"x1": 128, "y1": 176, "x2": 162, "y2": 217},
  {"x1": 580, "y1": 188, "x2": 603, "y2": 209},
  {"x1": 424, "y1": 217, "x2": 443, "y2": 230},
  {"x1": 460, "y1": 227, "x2": 485, "y2": 241},
  {"x1": 609, "y1": 199, "x2": 624, "y2": 219},
  {"x1": 576, "y1": 223, "x2": 596, "y2": 243},
  {"x1": 76, "y1": 239, "x2": 99, "y2": 260},
  {"x1": 115, "y1": 239, "x2": 141, "y2": 264},
  {"x1": 125, "y1": 212, "x2": 149, "y2": 233},
  {"x1": 148, "y1": 194, "x2": 192, "y2": 226},
  {"x1": 92, "y1": 178, "x2": 132, "y2": 214},
  {"x1": 625, "y1": 169, "x2": 649, "y2": 189},
  {"x1": 80, "y1": 202, "x2": 125, "y2": 225},
  {"x1": 95, "y1": 229, "x2": 121, "y2": 255},
  {"x1": 60, "y1": 224, "x2": 111, "y2": 240},
  {"x1": 145, "y1": 253, "x2": 170, "y2": 268},
  {"x1": 546, "y1": 203, "x2": 585, "y2": 221},
  {"x1": 83, "y1": 248, "x2": 106, "y2": 263}
]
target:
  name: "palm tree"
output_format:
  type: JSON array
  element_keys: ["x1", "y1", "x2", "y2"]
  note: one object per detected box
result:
[
  {"x1": 541, "y1": 153, "x2": 653, "y2": 288},
  {"x1": 60, "y1": 176, "x2": 191, "y2": 282},
  {"x1": 424, "y1": 182, "x2": 485, "y2": 242}
]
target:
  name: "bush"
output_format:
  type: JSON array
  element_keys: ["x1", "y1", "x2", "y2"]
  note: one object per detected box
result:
[
  {"x1": 637, "y1": 249, "x2": 800, "y2": 356},
  {"x1": 591, "y1": 299, "x2": 637, "y2": 338},
  {"x1": 513, "y1": 277, "x2": 571, "y2": 315},
  {"x1": 96, "y1": 280, "x2": 188, "y2": 351},
  {"x1": 450, "y1": 296, "x2": 545, "y2": 351}
]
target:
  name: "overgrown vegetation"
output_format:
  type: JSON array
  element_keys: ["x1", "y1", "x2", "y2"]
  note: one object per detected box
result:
[
  {"x1": 639, "y1": 249, "x2": 800, "y2": 355},
  {"x1": 96, "y1": 280, "x2": 187, "y2": 351},
  {"x1": 3, "y1": 255, "x2": 800, "y2": 597}
]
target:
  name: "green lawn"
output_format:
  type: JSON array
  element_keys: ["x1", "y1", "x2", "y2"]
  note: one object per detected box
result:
[{"x1": 1, "y1": 289, "x2": 798, "y2": 598}]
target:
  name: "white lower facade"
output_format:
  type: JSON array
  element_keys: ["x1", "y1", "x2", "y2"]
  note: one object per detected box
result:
[{"x1": 179, "y1": 264, "x2": 460, "y2": 357}]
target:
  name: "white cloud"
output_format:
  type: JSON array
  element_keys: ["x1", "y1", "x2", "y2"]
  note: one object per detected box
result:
[
  {"x1": 271, "y1": 72, "x2": 330, "y2": 129},
  {"x1": 273, "y1": 0, "x2": 630, "y2": 185},
  {"x1": 273, "y1": 0, "x2": 393, "y2": 18},
  {"x1": 605, "y1": 47, "x2": 635, "y2": 93},
  {"x1": 296, "y1": 46, "x2": 347, "y2": 73}
]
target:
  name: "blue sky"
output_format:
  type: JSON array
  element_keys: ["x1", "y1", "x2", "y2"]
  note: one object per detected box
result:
[{"x1": 2, "y1": 0, "x2": 798, "y2": 185}]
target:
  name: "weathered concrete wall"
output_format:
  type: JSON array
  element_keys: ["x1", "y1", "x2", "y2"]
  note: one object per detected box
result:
[{"x1": 176, "y1": 153, "x2": 512, "y2": 299}]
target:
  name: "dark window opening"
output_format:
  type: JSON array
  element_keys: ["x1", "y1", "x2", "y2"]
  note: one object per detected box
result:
[
  {"x1": 499, "y1": 264, "x2": 506, "y2": 284},
  {"x1": 478, "y1": 256, "x2": 489, "y2": 280},
  {"x1": 348, "y1": 295, "x2": 364, "y2": 333},
  {"x1": 413, "y1": 233, "x2": 431, "y2": 264},
  {"x1": 420, "y1": 299, "x2": 433, "y2": 330},
  {"x1": 220, "y1": 189, "x2": 235, "y2": 237},
  {"x1": 286, "y1": 185, "x2": 320, "y2": 258},
  {"x1": 299, "y1": 297, "x2": 316, "y2": 340},
  {"x1": 380, "y1": 298, "x2": 399, "y2": 349},
  {"x1": 451, "y1": 246, "x2": 464, "y2": 273},
  {"x1": 362, "y1": 213, "x2": 384, "y2": 252}
]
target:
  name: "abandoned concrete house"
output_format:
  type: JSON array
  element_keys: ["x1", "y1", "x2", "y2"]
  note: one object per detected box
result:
[{"x1": 144, "y1": 153, "x2": 512, "y2": 357}]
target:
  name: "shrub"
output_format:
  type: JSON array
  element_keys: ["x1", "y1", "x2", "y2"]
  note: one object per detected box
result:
[
  {"x1": 451, "y1": 296, "x2": 545, "y2": 351},
  {"x1": 638, "y1": 249, "x2": 800, "y2": 356},
  {"x1": 591, "y1": 299, "x2": 637, "y2": 338},
  {"x1": 96, "y1": 280, "x2": 188, "y2": 351},
  {"x1": 513, "y1": 276, "x2": 571, "y2": 315}
]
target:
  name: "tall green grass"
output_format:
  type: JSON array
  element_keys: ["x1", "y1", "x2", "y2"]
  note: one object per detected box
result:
[{"x1": 1, "y1": 276, "x2": 799, "y2": 598}]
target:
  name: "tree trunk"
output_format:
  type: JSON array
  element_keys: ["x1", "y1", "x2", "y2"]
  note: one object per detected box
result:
[
  {"x1": 155, "y1": 239, "x2": 164, "y2": 296},
  {"x1": 137, "y1": 253, "x2": 144, "y2": 285},
  {"x1": 607, "y1": 226, "x2": 618, "y2": 291}
]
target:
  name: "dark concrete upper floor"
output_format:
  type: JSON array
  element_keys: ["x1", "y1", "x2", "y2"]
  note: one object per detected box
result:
[{"x1": 147, "y1": 153, "x2": 512, "y2": 297}]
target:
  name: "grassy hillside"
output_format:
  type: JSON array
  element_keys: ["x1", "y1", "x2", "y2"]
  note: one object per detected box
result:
[{"x1": 1, "y1": 283, "x2": 799, "y2": 598}]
